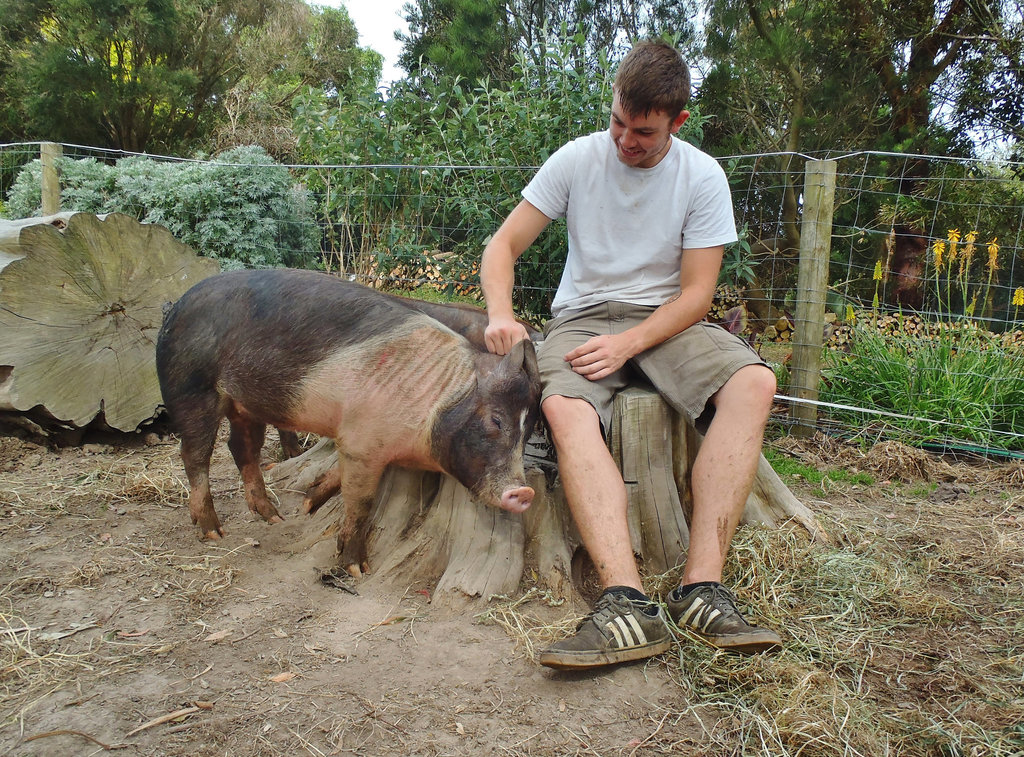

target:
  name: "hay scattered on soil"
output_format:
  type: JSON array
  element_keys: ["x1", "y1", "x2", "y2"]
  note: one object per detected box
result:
[
  {"x1": 773, "y1": 432, "x2": 1024, "y2": 485},
  {"x1": 478, "y1": 459, "x2": 1024, "y2": 757}
]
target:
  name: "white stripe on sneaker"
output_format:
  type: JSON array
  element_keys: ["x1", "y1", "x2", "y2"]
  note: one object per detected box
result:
[
  {"x1": 614, "y1": 616, "x2": 637, "y2": 646},
  {"x1": 624, "y1": 613, "x2": 647, "y2": 644},
  {"x1": 606, "y1": 619, "x2": 627, "y2": 647},
  {"x1": 696, "y1": 607, "x2": 722, "y2": 632},
  {"x1": 679, "y1": 597, "x2": 706, "y2": 627},
  {"x1": 606, "y1": 615, "x2": 648, "y2": 648}
]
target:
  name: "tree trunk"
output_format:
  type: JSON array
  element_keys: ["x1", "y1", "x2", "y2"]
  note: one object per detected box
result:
[
  {"x1": 0, "y1": 212, "x2": 219, "y2": 437},
  {"x1": 268, "y1": 386, "x2": 824, "y2": 606}
]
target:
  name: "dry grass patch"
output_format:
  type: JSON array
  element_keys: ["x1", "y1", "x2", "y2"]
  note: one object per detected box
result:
[{"x1": 478, "y1": 444, "x2": 1024, "y2": 756}]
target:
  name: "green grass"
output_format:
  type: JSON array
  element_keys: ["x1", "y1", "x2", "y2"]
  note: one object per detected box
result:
[
  {"x1": 821, "y1": 322, "x2": 1024, "y2": 453},
  {"x1": 764, "y1": 447, "x2": 876, "y2": 488}
]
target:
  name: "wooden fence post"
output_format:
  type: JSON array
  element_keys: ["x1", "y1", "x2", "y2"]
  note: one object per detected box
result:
[
  {"x1": 40, "y1": 142, "x2": 62, "y2": 216},
  {"x1": 789, "y1": 159, "x2": 837, "y2": 436}
]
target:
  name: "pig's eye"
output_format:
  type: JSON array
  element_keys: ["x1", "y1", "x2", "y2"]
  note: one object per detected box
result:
[{"x1": 491, "y1": 415, "x2": 503, "y2": 430}]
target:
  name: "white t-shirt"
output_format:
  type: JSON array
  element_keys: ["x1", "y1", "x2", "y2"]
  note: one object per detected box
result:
[{"x1": 522, "y1": 130, "x2": 738, "y2": 317}]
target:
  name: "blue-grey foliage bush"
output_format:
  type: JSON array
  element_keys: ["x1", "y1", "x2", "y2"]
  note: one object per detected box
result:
[{"x1": 4, "y1": 146, "x2": 318, "y2": 270}]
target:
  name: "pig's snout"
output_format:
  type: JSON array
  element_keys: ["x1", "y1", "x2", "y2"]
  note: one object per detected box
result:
[{"x1": 499, "y1": 485, "x2": 534, "y2": 513}]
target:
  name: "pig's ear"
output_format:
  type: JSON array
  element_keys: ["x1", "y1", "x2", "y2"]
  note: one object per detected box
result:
[
  {"x1": 521, "y1": 337, "x2": 540, "y2": 383},
  {"x1": 492, "y1": 338, "x2": 537, "y2": 384}
]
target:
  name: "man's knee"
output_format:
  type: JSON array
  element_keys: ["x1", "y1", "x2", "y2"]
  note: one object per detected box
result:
[
  {"x1": 718, "y1": 364, "x2": 777, "y2": 413},
  {"x1": 542, "y1": 395, "x2": 602, "y2": 433}
]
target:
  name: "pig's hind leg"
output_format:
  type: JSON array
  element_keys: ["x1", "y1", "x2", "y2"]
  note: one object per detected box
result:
[
  {"x1": 175, "y1": 398, "x2": 226, "y2": 540},
  {"x1": 225, "y1": 405, "x2": 284, "y2": 525}
]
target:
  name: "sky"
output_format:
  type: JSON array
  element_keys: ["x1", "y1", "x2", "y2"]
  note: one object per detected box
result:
[{"x1": 317, "y1": 0, "x2": 409, "y2": 87}]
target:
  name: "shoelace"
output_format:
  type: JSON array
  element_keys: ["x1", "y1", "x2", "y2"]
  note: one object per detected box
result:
[{"x1": 703, "y1": 584, "x2": 742, "y2": 616}]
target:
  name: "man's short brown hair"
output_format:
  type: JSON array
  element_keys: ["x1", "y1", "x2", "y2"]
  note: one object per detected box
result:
[{"x1": 613, "y1": 39, "x2": 691, "y2": 119}]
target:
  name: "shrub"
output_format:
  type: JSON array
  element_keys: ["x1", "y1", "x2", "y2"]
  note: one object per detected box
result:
[{"x1": 3, "y1": 146, "x2": 319, "y2": 270}]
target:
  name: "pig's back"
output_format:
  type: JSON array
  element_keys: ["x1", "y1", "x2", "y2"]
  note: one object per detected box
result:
[{"x1": 158, "y1": 269, "x2": 475, "y2": 434}]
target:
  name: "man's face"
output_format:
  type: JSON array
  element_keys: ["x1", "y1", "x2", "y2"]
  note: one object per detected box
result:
[{"x1": 609, "y1": 92, "x2": 689, "y2": 168}]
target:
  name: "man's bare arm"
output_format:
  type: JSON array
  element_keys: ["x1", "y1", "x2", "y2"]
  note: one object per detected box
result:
[{"x1": 481, "y1": 200, "x2": 553, "y2": 355}]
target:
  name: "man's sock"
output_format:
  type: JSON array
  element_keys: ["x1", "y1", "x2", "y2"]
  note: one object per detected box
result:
[
  {"x1": 671, "y1": 580, "x2": 719, "y2": 601},
  {"x1": 603, "y1": 585, "x2": 659, "y2": 615}
]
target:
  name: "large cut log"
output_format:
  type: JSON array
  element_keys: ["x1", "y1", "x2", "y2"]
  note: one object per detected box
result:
[
  {"x1": 267, "y1": 385, "x2": 824, "y2": 605},
  {"x1": 0, "y1": 212, "x2": 219, "y2": 436},
  {"x1": 0, "y1": 212, "x2": 78, "y2": 272}
]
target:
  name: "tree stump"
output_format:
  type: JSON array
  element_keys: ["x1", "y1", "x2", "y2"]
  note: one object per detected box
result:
[
  {"x1": 0, "y1": 212, "x2": 219, "y2": 438},
  {"x1": 268, "y1": 385, "x2": 824, "y2": 606}
]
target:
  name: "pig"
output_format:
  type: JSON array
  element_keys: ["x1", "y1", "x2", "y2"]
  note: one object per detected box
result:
[
  {"x1": 156, "y1": 268, "x2": 541, "y2": 577},
  {"x1": 274, "y1": 294, "x2": 540, "y2": 463}
]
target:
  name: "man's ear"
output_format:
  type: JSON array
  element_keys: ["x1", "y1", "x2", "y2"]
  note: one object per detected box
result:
[{"x1": 670, "y1": 110, "x2": 690, "y2": 134}]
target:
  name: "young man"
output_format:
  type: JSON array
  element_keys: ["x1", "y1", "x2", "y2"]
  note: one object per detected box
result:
[{"x1": 481, "y1": 39, "x2": 782, "y2": 670}]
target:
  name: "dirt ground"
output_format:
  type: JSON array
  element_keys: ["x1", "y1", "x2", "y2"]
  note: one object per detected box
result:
[
  {"x1": 0, "y1": 431, "x2": 708, "y2": 757},
  {"x1": 1, "y1": 429, "x2": 1022, "y2": 756}
]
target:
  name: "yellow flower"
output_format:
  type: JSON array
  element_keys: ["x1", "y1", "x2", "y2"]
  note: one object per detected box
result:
[
  {"x1": 1014, "y1": 287, "x2": 1024, "y2": 307},
  {"x1": 932, "y1": 239, "x2": 945, "y2": 267},
  {"x1": 873, "y1": 260, "x2": 883, "y2": 281},
  {"x1": 987, "y1": 237, "x2": 999, "y2": 272},
  {"x1": 845, "y1": 304, "x2": 856, "y2": 324},
  {"x1": 962, "y1": 231, "x2": 977, "y2": 269},
  {"x1": 947, "y1": 228, "x2": 960, "y2": 264}
]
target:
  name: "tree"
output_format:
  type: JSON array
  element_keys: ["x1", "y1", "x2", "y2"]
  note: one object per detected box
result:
[
  {"x1": 398, "y1": 0, "x2": 515, "y2": 82},
  {"x1": 216, "y1": 4, "x2": 382, "y2": 158},
  {"x1": 397, "y1": 0, "x2": 697, "y2": 85},
  {"x1": 694, "y1": 0, "x2": 1023, "y2": 159},
  {"x1": 0, "y1": 0, "x2": 379, "y2": 154}
]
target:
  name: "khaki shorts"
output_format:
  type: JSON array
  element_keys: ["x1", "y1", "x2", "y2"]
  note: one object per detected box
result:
[{"x1": 538, "y1": 301, "x2": 771, "y2": 434}]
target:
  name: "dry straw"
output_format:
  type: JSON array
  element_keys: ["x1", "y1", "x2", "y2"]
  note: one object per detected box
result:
[{"x1": 478, "y1": 436, "x2": 1024, "y2": 756}]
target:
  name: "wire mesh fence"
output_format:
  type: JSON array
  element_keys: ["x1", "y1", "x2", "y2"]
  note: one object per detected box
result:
[{"x1": 2, "y1": 141, "x2": 1023, "y2": 455}]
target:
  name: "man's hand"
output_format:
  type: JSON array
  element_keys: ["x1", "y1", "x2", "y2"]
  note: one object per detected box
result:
[
  {"x1": 485, "y1": 316, "x2": 530, "y2": 355},
  {"x1": 565, "y1": 333, "x2": 635, "y2": 381}
]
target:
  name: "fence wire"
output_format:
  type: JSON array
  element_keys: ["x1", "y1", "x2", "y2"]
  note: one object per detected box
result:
[{"x1": 2, "y1": 142, "x2": 1023, "y2": 456}]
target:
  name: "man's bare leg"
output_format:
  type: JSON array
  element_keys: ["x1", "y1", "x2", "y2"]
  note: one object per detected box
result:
[
  {"x1": 667, "y1": 364, "x2": 782, "y2": 654},
  {"x1": 542, "y1": 394, "x2": 642, "y2": 592},
  {"x1": 538, "y1": 395, "x2": 673, "y2": 669},
  {"x1": 683, "y1": 364, "x2": 777, "y2": 584}
]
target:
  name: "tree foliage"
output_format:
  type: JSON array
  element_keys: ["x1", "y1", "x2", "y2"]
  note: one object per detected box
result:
[
  {"x1": 0, "y1": 0, "x2": 378, "y2": 154},
  {"x1": 692, "y1": 0, "x2": 1023, "y2": 159},
  {"x1": 397, "y1": 0, "x2": 696, "y2": 84}
]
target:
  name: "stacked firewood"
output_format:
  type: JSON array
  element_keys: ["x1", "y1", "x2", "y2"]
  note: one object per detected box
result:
[{"x1": 365, "y1": 250, "x2": 479, "y2": 297}]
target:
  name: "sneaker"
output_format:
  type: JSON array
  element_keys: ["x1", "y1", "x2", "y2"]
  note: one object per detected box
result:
[
  {"x1": 538, "y1": 590, "x2": 673, "y2": 670},
  {"x1": 666, "y1": 583, "x2": 782, "y2": 654}
]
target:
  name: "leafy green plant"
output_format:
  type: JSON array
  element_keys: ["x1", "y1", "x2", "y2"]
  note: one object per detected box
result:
[
  {"x1": 821, "y1": 322, "x2": 1024, "y2": 452},
  {"x1": 719, "y1": 225, "x2": 756, "y2": 285}
]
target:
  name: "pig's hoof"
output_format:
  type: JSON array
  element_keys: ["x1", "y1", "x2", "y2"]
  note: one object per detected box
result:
[
  {"x1": 300, "y1": 497, "x2": 315, "y2": 515},
  {"x1": 268, "y1": 514, "x2": 284, "y2": 524},
  {"x1": 202, "y1": 528, "x2": 224, "y2": 540},
  {"x1": 344, "y1": 562, "x2": 370, "y2": 579}
]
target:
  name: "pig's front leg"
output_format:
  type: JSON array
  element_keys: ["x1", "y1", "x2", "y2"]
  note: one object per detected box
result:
[{"x1": 335, "y1": 454, "x2": 385, "y2": 578}]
